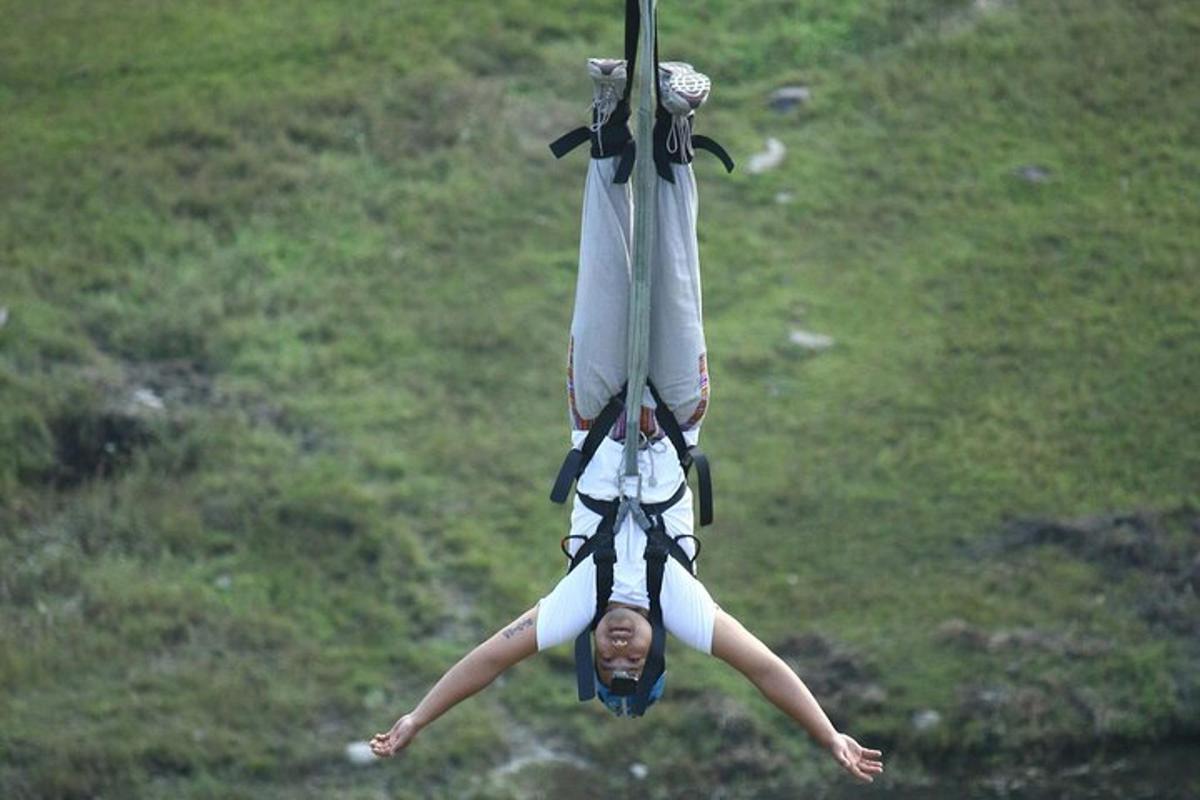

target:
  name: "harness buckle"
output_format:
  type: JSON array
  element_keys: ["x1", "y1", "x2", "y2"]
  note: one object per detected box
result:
[
  {"x1": 620, "y1": 473, "x2": 642, "y2": 502},
  {"x1": 644, "y1": 539, "x2": 669, "y2": 564},
  {"x1": 618, "y1": 495, "x2": 652, "y2": 532}
]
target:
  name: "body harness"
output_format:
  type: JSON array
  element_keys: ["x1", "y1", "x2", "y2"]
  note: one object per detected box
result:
[{"x1": 559, "y1": 479, "x2": 700, "y2": 717}]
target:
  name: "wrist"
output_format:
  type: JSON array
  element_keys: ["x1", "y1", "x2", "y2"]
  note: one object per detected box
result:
[
  {"x1": 405, "y1": 710, "x2": 428, "y2": 733},
  {"x1": 816, "y1": 726, "x2": 840, "y2": 750}
]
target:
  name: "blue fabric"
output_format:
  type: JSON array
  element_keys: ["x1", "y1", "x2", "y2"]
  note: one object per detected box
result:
[{"x1": 596, "y1": 672, "x2": 666, "y2": 717}]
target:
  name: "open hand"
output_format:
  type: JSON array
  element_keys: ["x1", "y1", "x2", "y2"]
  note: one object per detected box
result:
[
  {"x1": 827, "y1": 732, "x2": 884, "y2": 783},
  {"x1": 369, "y1": 714, "x2": 420, "y2": 758}
]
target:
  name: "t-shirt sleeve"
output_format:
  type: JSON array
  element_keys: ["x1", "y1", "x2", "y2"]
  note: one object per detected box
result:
[
  {"x1": 660, "y1": 560, "x2": 717, "y2": 653},
  {"x1": 535, "y1": 561, "x2": 597, "y2": 651}
]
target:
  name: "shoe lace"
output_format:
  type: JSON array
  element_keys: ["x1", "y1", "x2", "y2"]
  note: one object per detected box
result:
[
  {"x1": 590, "y1": 83, "x2": 622, "y2": 156},
  {"x1": 666, "y1": 113, "x2": 695, "y2": 161}
]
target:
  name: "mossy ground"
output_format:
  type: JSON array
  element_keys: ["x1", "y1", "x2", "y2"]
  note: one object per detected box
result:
[{"x1": 2, "y1": 1, "x2": 1198, "y2": 797}]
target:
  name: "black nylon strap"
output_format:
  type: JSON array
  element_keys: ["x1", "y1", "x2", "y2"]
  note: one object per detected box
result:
[
  {"x1": 550, "y1": 392, "x2": 625, "y2": 504},
  {"x1": 651, "y1": 108, "x2": 676, "y2": 183},
  {"x1": 645, "y1": 381, "x2": 714, "y2": 526},
  {"x1": 549, "y1": 126, "x2": 591, "y2": 159},
  {"x1": 633, "y1": 522, "x2": 669, "y2": 716},
  {"x1": 576, "y1": 479, "x2": 686, "y2": 521},
  {"x1": 646, "y1": 381, "x2": 691, "y2": 466},
  {"x1": 580, "y1": 393, "x2": 625, "y2": 467},
  {"x1": 548, "y1": 115, "x2": 636, "y2": 166},
  {"x1": 550, "y1": 449, "x2": 583, "y2": 504},
  {"x1": 613, "y1": 140, "x2": 636, "y2": 184},
  {"x1": 692, "y1": 134, "x2": 735, "y2": 173},
  {"x1": 691, "y1": 448, "x2": 714, "y2": 526},
  {"x1": 652, "y1": 110, "x2": 734, "y2": 181},
  {"x1": 574, "y1": 629, "x2": 596, "y2": 701},
  {"x1": 671, "y1": 533, "x2": 701, "y2": 575},
  {"x1": 571, "y1": 506, "x2": 618, "y2": 701},
  {"x1": 622, "y1": 0, "x2": 639, "y2": 104}
]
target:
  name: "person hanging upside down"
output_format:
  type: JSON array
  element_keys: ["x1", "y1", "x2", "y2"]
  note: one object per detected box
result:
[{"x1": 370, "y1": 58, "x2": 883, "y2": 784}]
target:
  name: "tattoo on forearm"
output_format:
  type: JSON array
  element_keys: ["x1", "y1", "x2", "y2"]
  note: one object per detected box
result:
[{"x1": 502, "y1": 617, "x2": 533, "y2": 639}]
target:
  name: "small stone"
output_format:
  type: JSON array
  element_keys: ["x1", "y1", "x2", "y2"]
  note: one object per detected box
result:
[
  {"x1": 912, "y1": 709, "x2": 942, "y2": 732},
  {"x1": 785, "y1": 574, "x2": 799, "y2": 586},
  {"x1": 1015, "y1": 164, "x2": 1051, "y2": 183},
  {"x1": 988, "y1": 627, "x2": 1053, "y2": 652},
  {"x1": 0, "y1": 307, "x2": 8, "y2": 327},
  {"x1": 345, "y1": 741, "x2": 378, "y2": 766},
  {"x1": 937, "y1": 618, "x2": 990, "y2": 649},
  {"x1": 774, "y1": 192, "x2": 795, "y2": 204},
  {"x1": 748, "y1": 138, "x2": 786, "y2": 174},
  {"x1": 769, "y1": 86, "x2": 812, "y2": 113},
  {"x1": 629, "y1": 762, "x2": 649, "y2": 780},
  {"x1": 859, "y1": 684, "x2": 888, "y2": 708},
  {"x1": 363, "y1": 688, "x2": 386, "y2": 710},
  {"x1": 965, "y1": 685, "x2": 1012, "y2": 710},
  {"x1": 1058, "y1": 762, "x2": 1094, "y2": 779},
  {"x1": 789, "y1": 329, "x2": 834, "y2": 351},
  {"x1": 214, "y1": 574, "x2": 232, "y2": 590},
  {"x1": 131, "y1": 387, "x2": 165, "y2": 412}
]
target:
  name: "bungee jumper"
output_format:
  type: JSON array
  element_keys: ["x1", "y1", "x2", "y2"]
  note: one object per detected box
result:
[{"x1": 371, "y1": 0, "x2": 883, "y2": 783}]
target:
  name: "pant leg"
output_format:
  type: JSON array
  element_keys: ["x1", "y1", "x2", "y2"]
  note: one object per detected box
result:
[
  {"x1": 648, "y1": 162, "x2": 709, "y2": 434},
  {"x1": 568, "y1": 157, "x2": 633, "y2": 430}
]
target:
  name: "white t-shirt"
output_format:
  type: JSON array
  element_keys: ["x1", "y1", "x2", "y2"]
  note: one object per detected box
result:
[{"x1": 536, "y1": 434, "x2": 716, "y2": 654}]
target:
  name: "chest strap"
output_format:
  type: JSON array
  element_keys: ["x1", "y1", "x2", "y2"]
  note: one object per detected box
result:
[{"x1": 637, "y1": 525, "x2": 671, "y2": 715}]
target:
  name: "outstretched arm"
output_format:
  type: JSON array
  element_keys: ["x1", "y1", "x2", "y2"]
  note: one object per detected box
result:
[
  {"x1": 370, "y1": 605, "x2": 540, "y2": 757},
  {"x1": 711, "y1": 608, "x2": 884, "y2": 783}
]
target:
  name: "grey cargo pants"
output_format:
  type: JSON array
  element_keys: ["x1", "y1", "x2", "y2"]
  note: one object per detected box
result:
[{"x1": 567, "y1": 156, "x2": 709, "y2": 440}]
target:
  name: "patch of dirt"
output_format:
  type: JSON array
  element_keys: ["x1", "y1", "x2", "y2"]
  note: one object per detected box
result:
[
  {"x1": 936, "y1": 618, "x2": 1112, "y2": 657},
  {"x1": 772, "y1": 632, "x2": 887, "y2": 727},
  {"x1": 43, "y1": 360, "x2": 211, "y2": 488},
  {"x1": 983, "y1": 508, "x2": 1200, "y2": 636},
  {"x1": 146, "y1": 126, "x2": 233, "y2": 152},
  {"x1": 682, "y1": 694, "x2": 793, "y2": 784}
]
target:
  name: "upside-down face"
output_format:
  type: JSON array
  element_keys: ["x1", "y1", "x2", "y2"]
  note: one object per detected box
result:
[{"x1": 592, "y1": 604, "x2": 653, "y2": 686}]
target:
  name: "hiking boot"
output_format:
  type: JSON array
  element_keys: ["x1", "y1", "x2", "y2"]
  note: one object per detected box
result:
[
  {"x1": 657, "y1": 61, "x2": 710, "y2": 116},
  {"x1": 588, "y1": 58, "x2": 628, "y2": 130},
  {"x1": 547, "y1": 59, "x2": 633, "y2": 179}
]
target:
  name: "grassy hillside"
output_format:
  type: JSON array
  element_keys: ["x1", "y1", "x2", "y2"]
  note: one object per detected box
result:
[{"x1": 2, "y1": 0, "x2": 1198, "y2": 797}]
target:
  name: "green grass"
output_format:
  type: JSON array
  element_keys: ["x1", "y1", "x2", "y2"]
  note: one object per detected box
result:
[{"x1": 2, "y1": 0, "x2": 1199, "y2": 797}]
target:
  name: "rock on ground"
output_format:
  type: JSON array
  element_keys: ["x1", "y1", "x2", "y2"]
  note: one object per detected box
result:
[{"x1": 748, "y1": 138, "x2": 786, "y2": 174}]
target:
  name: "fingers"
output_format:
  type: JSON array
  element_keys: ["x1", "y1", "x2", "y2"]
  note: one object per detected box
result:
[
  {"x1": 369, "y1": 733, "x2": 397, "y2": 758},
  {"x1": 837, "y1": 751, "x2": 884, "y2": 783},
  {"x1": 836, "y1": 753, "x2": 868, "y2": 783},
  {"x1": 862, "y1": 747, "x2": 883, "y2": 759},
  {"x1": 848, "y1": 761, "x2": 873, "y2": 783}
]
